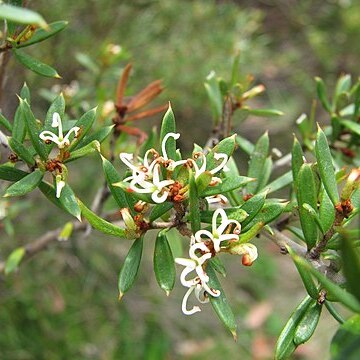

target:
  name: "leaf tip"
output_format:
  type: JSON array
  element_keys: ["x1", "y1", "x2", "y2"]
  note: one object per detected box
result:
[
  {"x1": 231, "y1": 329, "x2": 238, "y2": 341},
  {"x1": 118, "y1": 292, "x2": 124, "y2": 301}
]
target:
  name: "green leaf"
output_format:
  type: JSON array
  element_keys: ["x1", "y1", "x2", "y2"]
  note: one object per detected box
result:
[
  {"x1": 8, "y1": 137, "x2": 35, "y2": 165},
  {"x1": 78, "y1": 200, "x2": 128, "y2": 238},
  {"x1": 293, "y1": 255, "x2": 360, "y2": 313},
  {"x1": 247, "y1": 131, "x2": 269, "y2": 194},
  {"x1": 17, "y1": 21, "x2": 68, "y2": 48},
  {"x1": 331, "y1": 315, "x2": 360, "y2": 360},
  {"x1": 0, "y1": 165, "x2": 27, "y2": 182},
  {"x1": 243, "y1": 201, "x2": 287, "y2": 232},
  {"x1": 204, "y1": 71, "x2": 223, "y2": 120},
  {"x1": 209, "y1": 257, "x2": 227, "y2": 277},
  {"x1": 291, "y1": 136, "x2": 304, "y2": 191},
  {"x1": 297, "y1": 164, "x2": 318, "y2": 249},
  {"x1": 240, "y1": 190, "x2": 267, "y2": 227},
  {"x1": 101, "y1": 155, "x2": 134, "y2": 211},
  {"x1": 288, "y1": 246, "x2": 318, "y2": 299},
  {"x1": 64, "y1": 140, "x2": 100, "y2": 163},
  {"x1": 294, "y1": 301, "x2": 322, "y2": 345},
  {"x1": 4, "y1": 169, "x2": 43, "y2": 197},
  {"x1": 20, "y1": 82, "x2": 31, "y2": 103},
  {"x1": 334, "y1": 74, "x2": 351, "y2": 99},
  {"x1": 235, "y1": 134, "x2": 254, "y2": 155},
  {"x1": 315, "y1": 77, "x2": 331, "y2": 112},
  {"x1": 261, "y1": 171, "x2": 293, "y2": 194},
  {"x1": 275, "y1": 295, "x2": 313, "y2": 360},
  {"x1": 319, "y1": 188, "x2": 335, "y2": 234},
  {"x1": 4, "y1": 247, "x2": 26, "y2": 275},
  {"x1": 67, "y1": 107, "x2": 97, "y2": 151},
  {"x1": 149, "y1": 202, "x2": 173, "y2": 222},
  {"x1": 44, "y1": 93, "x2": 65, "y2": 131},
  {"x1": 12, "y1": 49, "x2": 61, "y2": 78},
  {"x1": 76, "y1": 125, "x2": 114, "y2": 148},
  {"x1": 159, "y1": 104, "x2": 176, "y2": 160},
  {"x1": 341, "y1": 120, "x2": 360, "y2": 137},
  {"x1": 154, "y1": 231, "x2": 175, "y2": 295},
  {"x1": 201, "y1": 175, "x2": 254, "y2": 197},
  {"x1": 256, "y1": 156, "x2": 272, "y2": 190},
  {"x1": 315, "y1": 126, "x2": 339, "y2": 206},
  {"x1": 207, "y1": 263, "x2": 237, "y2": 339},
  {"x1": 12, "y1": 85, "x2": 30, "y2": 142},
  {"x1": 247, "y1": 108, "x2": 284, "y2": 117},
  {"x1": 206, "y1": 134, "x2": 237, "y2": 171},
  {"x1": 118, "y1": 236, "x2": 144, "y2": 298},
  {"x1": 21, "y1": 99, "x2": 48, "y2": 160},
  {"x1": 0, "y1": 112, "x2": 12, "y2": 132},
  {"x1": 0, "y1": 4, "x2": 47, "y2": 28},
  {"x1": 195, "y1": 171, "x2": 212, "y2": 195},
  {"x1": 189, "y1": 171, "x2": 201, "y2": 233},
  {"x1": 341, "y1": 236, "x2": 360, "y2": 302},
  {"x1": 58, "y1": 183, "x2": 81, "y2": 220}
]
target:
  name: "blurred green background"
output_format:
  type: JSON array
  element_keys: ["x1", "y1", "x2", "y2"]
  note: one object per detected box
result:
[{"x1": 1, "y1": 0, "x2": 359, "y2": 359}]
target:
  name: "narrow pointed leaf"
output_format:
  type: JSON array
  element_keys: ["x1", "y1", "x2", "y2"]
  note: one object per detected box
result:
[
  {"x1": 315, "y1": 126, "x2": 339, "y2": 205},
  {"x1": 0, "y1": 165, "x2": 28, "y2": 181},
  {"x1": 204, "y1": 72, "x2": 222, "y2": 120},
  {"x1": 44, "y1": 93, "x2": 65, "y2": 131},
  {"x1": 293, "y1": 255, "x2": 360, "y2": 313},
  {"x1": 247, "y1": 131, "x2": 269, "y2": 193},
  {"x1": 159, "y1": 104, "x2": 176, "y2": 160},
  {"x1": 257, "y1": 156, "x2": 272, "y2": 190},
  {"x1": 201, "y1": 175, "x2": 254, "y2": 197},
  {"x1": 118, "y1": 236, "x2": 144, "y2": 297},
  {"x1": 17, "y1": 21, "x2": 68, "y2": 48},
  {"x1": 315, "y1": 77, "x2": 331, "y2": 112},
  {"x1": 4, "y1": 169, "x2": 43, "y2": 197},
  {"x1": 275, "y1": 295, "x2": 313, "y2": 360},
  {"x1": 21, "y1": 99, "x2": 48, "y2": 160},
  {"x1": 149, "y1": 202, "x2": 173, "y2": 222},
  {"x1": 200, "y1": 207, "x2": 248, "y2": 224},
  {"x1": 68, "y1": 107, "x2": 97, "y2": 151},
  {"x1": 65, "y1": 140, "x2": 100, "y2": 163},
  {"x1": 291, "y1": 136, "x2": 304, "y2": 191},
  {"x1": 154, "y1": 231, "x2": 175, "y2": 294},
  {"x1": 76, "y1": 125, "x2": 114, "y2": 148},
  {"x1": 78, "y1": 200, "x2": 127, "y2": 238},
  {"x1": 8, "y1": 137, "x2": 35, "y2": 165},
  {"x1": 101, "y1": 155, "x2": 134, "y2": 211},
  {"x1": 297, "y1": 164, "x2": 318, "y2": 249},
  {"x1": 195, "y1": 171, "x2": 212, "y2": 195},
  {"x1": 207, "y1": 263, "x2": 237, "y2": 339},
  {"x1": 235, "y1": 134, "x2": 254, "y2": 155},
  {"x1": 261, "y1": 171, "x2": 293, "y2": 194},
  {"x1": 240, "y1": 190, "x2": 267, "y2": 227},
  {"x1": 12, "y1": 49, "x2": 60, "y2": 78},
  {"x1": 341, "y1": 120, "x2": 360, "y2": 137},
  {"x1": 0, "y1": 113, "x2": 12, "y2": 132},
  {"x1": 288, "y1": 247, "x2": 318, "y2": 299},
  {"x1": 319, "y1": 189, "x2": 335, "y2": 234},
  {"x1": 0, "y1": 4, "x2": 47, "y2": 28},
  {"x1": 209, "y1": 257, "x2": 227, "y2": 277},
  {"x1": 247, "y1": 108, "x2": 284, "y2": 117},
  {"x1": 206, "y1": 134, "x2": 237, "y2": 171},
  {"x1": 294, "y1": 301, "x2": 322, "y2": 345},
  {"x1": 341, "y1": 236, "x2": 360, "y2": 302}
]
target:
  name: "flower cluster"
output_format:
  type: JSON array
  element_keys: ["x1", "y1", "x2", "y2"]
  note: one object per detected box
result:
[
  {"x1": 39, "y1": 112, "x2": 80, "y2": 198},
  {"x1": 175, "y1": 208, "x2": 258, "y2": 315},
  {"x1": 119, "y1": 132, "x2": 228, "y2": 204}
]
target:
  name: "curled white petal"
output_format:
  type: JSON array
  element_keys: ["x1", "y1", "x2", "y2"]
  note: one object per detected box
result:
[
  {"x1": 181, "y1": 286, "x2": 201, "y2": 315},
  {"x1": 55, "y1": 177, "x2": 65, "y2": 198},
  {"x1": 152, "y1": 189, "x2": 169, "y2": 203},
  {"x1": 52, "y1": 112, "x2": 61, "y2": 128},
  {"x1": 161, "y1": 132, "x2": 180, "y2": 160},
  {"x1": 210, "y1": 152, "x2": 228, "y2": 174}
]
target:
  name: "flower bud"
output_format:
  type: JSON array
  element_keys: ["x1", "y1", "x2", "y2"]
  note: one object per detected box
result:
[{"x1": 120, "y1": 208, "x2": 137, "y2": 231}]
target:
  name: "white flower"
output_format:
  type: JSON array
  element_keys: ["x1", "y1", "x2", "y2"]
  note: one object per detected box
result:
[
  {"x1": 194, "y1": 208, "x2": 241, "y2": 253},
  {"x1": 39, "y1": 112, "x2": 80, "y2": 149},
  {"x1": 190, "y1": 152, "x2": 228, "y2": 185},
  {"x1": 120, "y1": 149, "x2": 158, "y2": 182},
  {"x1": 175, "y1": 241, "x2": 220, "y2": 315},
  {"x1": 55, "y1": 174, "x2": 65, "y2": 198},
  {"x1": 128, "y1": 163, "x2": 174, "y2": 203}
]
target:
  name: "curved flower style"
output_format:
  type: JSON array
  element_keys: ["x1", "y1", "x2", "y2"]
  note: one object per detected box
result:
[
  {"x1": 128, "y1": 163, "x2": 174, "y2": 203},
  {"x1": 194, "y1": 208, "x2": 241, "y2": 253},
  {"x1": 175, "y1": 241, "x2": 220, "y2": 315},
  {"x1": 39, "y1": 112, "x2": 80, "y2": 149},
  {"x1": 161, "y1": 132, "x2": 187, "y2": 171},
  {"x1": 190, "y1": 152, "x2": 228, "y2": 185}
]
